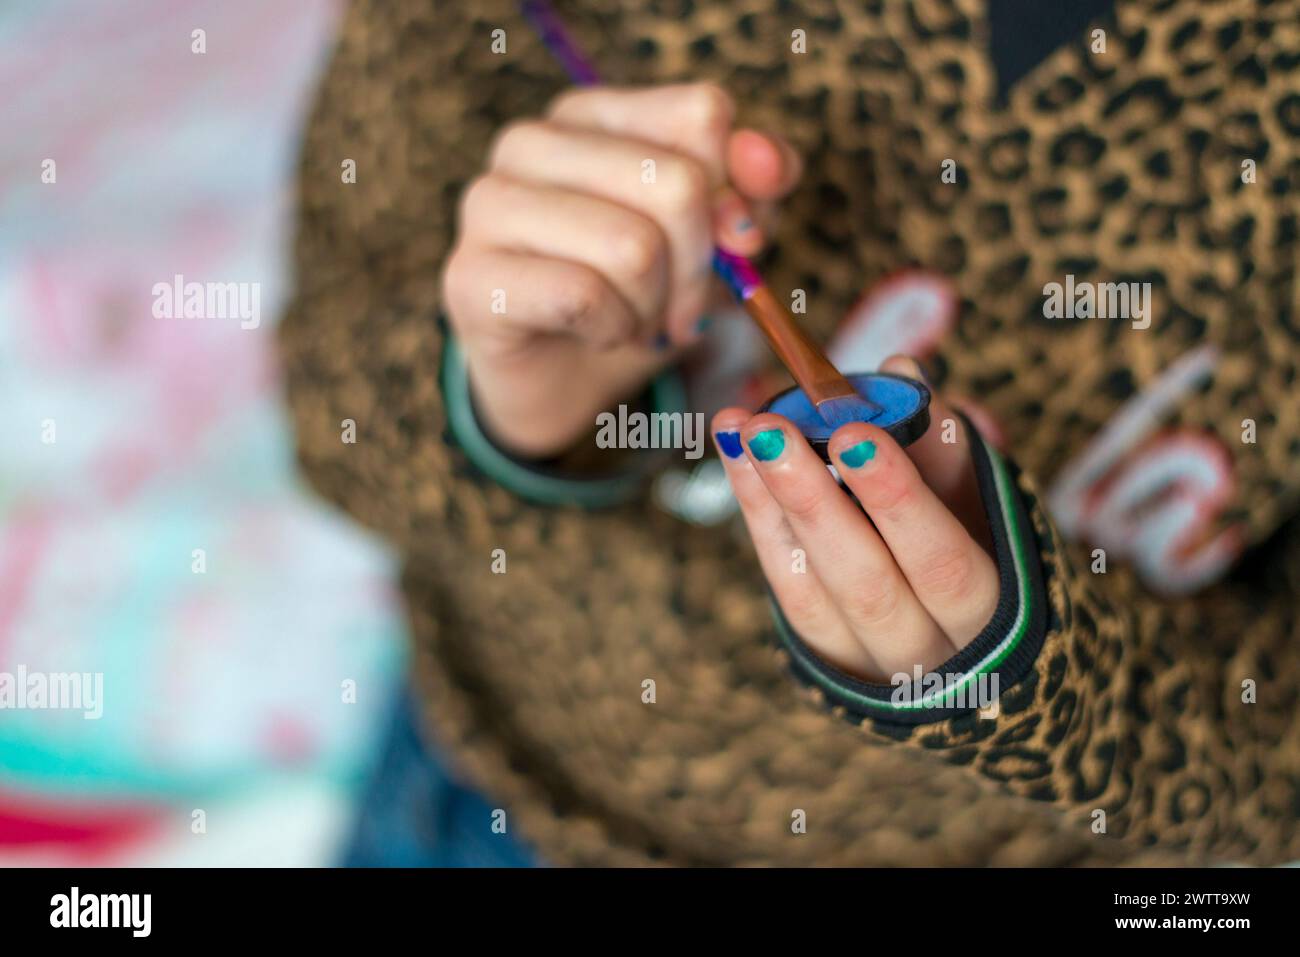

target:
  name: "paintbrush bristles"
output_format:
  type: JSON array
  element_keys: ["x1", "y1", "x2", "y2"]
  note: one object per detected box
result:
[
  {"x1": 814, "y1": 393, "x2": 883, "y2": 428},
  {"x1": 741, "y1": 288, "x2": 882, "y2": 427}
]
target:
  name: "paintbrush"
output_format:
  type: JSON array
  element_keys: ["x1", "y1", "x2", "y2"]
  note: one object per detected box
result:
[
  {"x1": 520, "y1": 0, "x2": 883, "y2": 429},
  {"x1": 711, "y1": 249, "x2": 882, "y2": 427}
]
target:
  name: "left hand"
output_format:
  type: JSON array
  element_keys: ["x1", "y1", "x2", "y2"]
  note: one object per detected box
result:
[{"x1": 711, "y1": 355, "x2": 1000, "y2": 683}]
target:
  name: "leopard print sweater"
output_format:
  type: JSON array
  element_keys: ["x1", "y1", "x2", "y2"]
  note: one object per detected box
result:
[{"x1": 279, "y1": 0, "x2": 1300, "y2": 865}]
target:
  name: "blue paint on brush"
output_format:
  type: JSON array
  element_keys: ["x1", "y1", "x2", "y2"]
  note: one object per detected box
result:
[{"x1": 815, "y1": 393, "x2": 883, "y2": 429}]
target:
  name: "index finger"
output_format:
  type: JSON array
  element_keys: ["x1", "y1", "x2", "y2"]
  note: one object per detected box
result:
[{"x1": 547, "y1": 82, "x2": 734, "y2": 182}]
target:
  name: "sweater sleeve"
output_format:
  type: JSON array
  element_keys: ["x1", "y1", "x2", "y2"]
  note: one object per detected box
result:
[
  {"x1": 278, "y1": 0, "x2": 678, "y2": 560},
  {"x1": 777, "y1": 423, "x2": 1300, "y2": 863}
]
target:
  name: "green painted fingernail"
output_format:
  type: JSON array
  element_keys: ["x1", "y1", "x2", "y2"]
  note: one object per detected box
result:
[
  {"x1": 748, "y1": 429, "x2": 786, "y2": 462},
  {"x1": 838, "y1": 440, "x2": 877, "y2": 469}
]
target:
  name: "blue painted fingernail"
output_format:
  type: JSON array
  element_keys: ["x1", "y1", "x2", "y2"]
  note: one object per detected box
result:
[
  {"x1": 715, "y1": 430, "x2": 744, "y2": 459},
  {"x1": 838, "y1": 440, "x2": 877, "y2": 469},
  {"x1": 748, "y1": 429, "x2": 786, "y2": 462}
]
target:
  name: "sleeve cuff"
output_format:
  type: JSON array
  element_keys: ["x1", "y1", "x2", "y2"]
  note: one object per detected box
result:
[
  {"x1": 439, "y1": 332, "x2": 689, "y2": 508},
  {"x1": 772, "y1": 422, "x2": 1050, "y2": 726}
]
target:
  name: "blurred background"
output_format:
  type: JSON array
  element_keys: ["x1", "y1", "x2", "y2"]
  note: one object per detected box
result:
[{"x1": 0, "y1": 0, "x2": 411, "y2": 865}]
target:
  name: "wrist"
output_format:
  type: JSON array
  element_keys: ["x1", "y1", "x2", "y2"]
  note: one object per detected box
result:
[
  {"x1": 464, "y1": 348, "x2": 670, "y2": 463},
  {"x1": 467, "y1": 371, "x2": 599, "y2": 462},
  {"x1": 440, "y1": 331, "x2": 689, "y2": 507}
]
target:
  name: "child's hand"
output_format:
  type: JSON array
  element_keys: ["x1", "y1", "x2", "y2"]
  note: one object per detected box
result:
[
  {"x1": 711, "y1": 356, "x2": 1000, "y2": 682},
  {"x1": 442, "y1": 83, "x2": 802, "y2": 459}
]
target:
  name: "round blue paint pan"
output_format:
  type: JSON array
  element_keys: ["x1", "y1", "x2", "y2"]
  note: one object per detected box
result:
[{"x1": 756, "y1": 372, "x2": 931, "y2": 463}]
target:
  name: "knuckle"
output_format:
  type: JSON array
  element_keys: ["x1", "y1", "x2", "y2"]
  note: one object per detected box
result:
[
  {"x1": 608, "y1": 224, "x2": 664, "y2": 281},
  {"x1": 914, "y1": 546, "x2": 977, "y2": 600},
  {"x1": 440, "y1": 246, "x2": 473, "y2": 315},
  {"x1": 864, "y1": 469, "x2": 915, "y2": 514},
  {"x1": 683, "y1": 82, "x2": 734, "y2": 134},
  {"x1": 780, "y1": 485, "x2": 824, "y2": 525},
  {"x1": 779, "y1": 586, "x2": 829, "y2": 628},
  {"x1": 844, "y1": 576, "x2": 901, "y2": 628},
  {"x1": 545, "y1": 87, "x2": 587, "y2": 118},
  {"x1": 441, "y1": 247, "x2": 503, "y2": 341},
  {"x1": 488, "y1": 118, "x2": 544, "y2": 168},
  {"x1": 658, "y1": 158, "x2": 710, "y2": 213},
  {"x1": 457, "y1": 175, "x2": 496, "y2": 225},
  {"x1": 548, "y1": 268, "x2": 606, "y2": 331}
]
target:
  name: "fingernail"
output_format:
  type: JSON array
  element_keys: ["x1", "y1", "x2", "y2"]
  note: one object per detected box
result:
[
  {"x1": 715, "y1": 430, "x2": 744, "y2": 459},
  {"x1": 747, "y1": 428, "x2": 785, "y2": 462},
  {"x1": 838, "y1": 440, "x2": 877, "y2": 469},
  {"x1": 695, "y1": 315, "x2": 713, "y2": 334},
  {"x1": 716, "y1": 191, "x2": 757, "y2": 243}
]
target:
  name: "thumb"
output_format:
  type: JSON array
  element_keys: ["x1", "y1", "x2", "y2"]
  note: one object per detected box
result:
[
  {"x1": 711, "y1": 129, "x2": 804, "y2": 255},
  {"x1": 725, "y1": 128, "x2": 803, "y2": 201}
]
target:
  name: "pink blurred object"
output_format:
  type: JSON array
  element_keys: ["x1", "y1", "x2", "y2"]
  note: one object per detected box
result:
[{"x1": 0, "y1": 0, "x2": 407, "y2": 866}]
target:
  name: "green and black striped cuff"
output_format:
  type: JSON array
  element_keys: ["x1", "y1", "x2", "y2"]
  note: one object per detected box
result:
[
  {"x1": 773, "y1": 423, "x2": 1049, "y2": 727},
  {"x1": 439, "y1": 333, "x2": 688, "y2": 508}
]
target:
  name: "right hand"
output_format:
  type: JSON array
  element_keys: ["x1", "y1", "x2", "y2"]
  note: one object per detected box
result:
[{"x1": 441, "y1": 82, "x2": 802, "y2": 460}]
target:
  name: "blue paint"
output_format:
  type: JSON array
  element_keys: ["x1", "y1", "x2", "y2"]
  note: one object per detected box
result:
[{"x1": 762, "y1": 373, "x2": 930, "y2": 454}]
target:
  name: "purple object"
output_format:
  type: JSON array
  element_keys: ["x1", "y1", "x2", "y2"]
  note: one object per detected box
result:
[
  {"x1": 711, "y1": 248, "x2": 764, "y2": 302},
  {"x1": 520, "y1": 0, "x2": 602, "y2": 86}
]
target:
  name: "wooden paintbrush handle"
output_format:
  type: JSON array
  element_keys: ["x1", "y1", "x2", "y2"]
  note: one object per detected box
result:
[{"x1": 743, "y1": 288, "x2": 857, "y2": 404}]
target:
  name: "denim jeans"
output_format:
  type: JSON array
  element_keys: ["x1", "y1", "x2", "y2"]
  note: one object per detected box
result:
[{"x1": 343, "y1": 690, "x2": 539, "y2": 867}]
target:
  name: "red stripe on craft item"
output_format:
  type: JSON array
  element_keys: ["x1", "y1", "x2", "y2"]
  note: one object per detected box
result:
[{"x1": 0, "y1": 791, "x2": 163, "y2": 858}]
